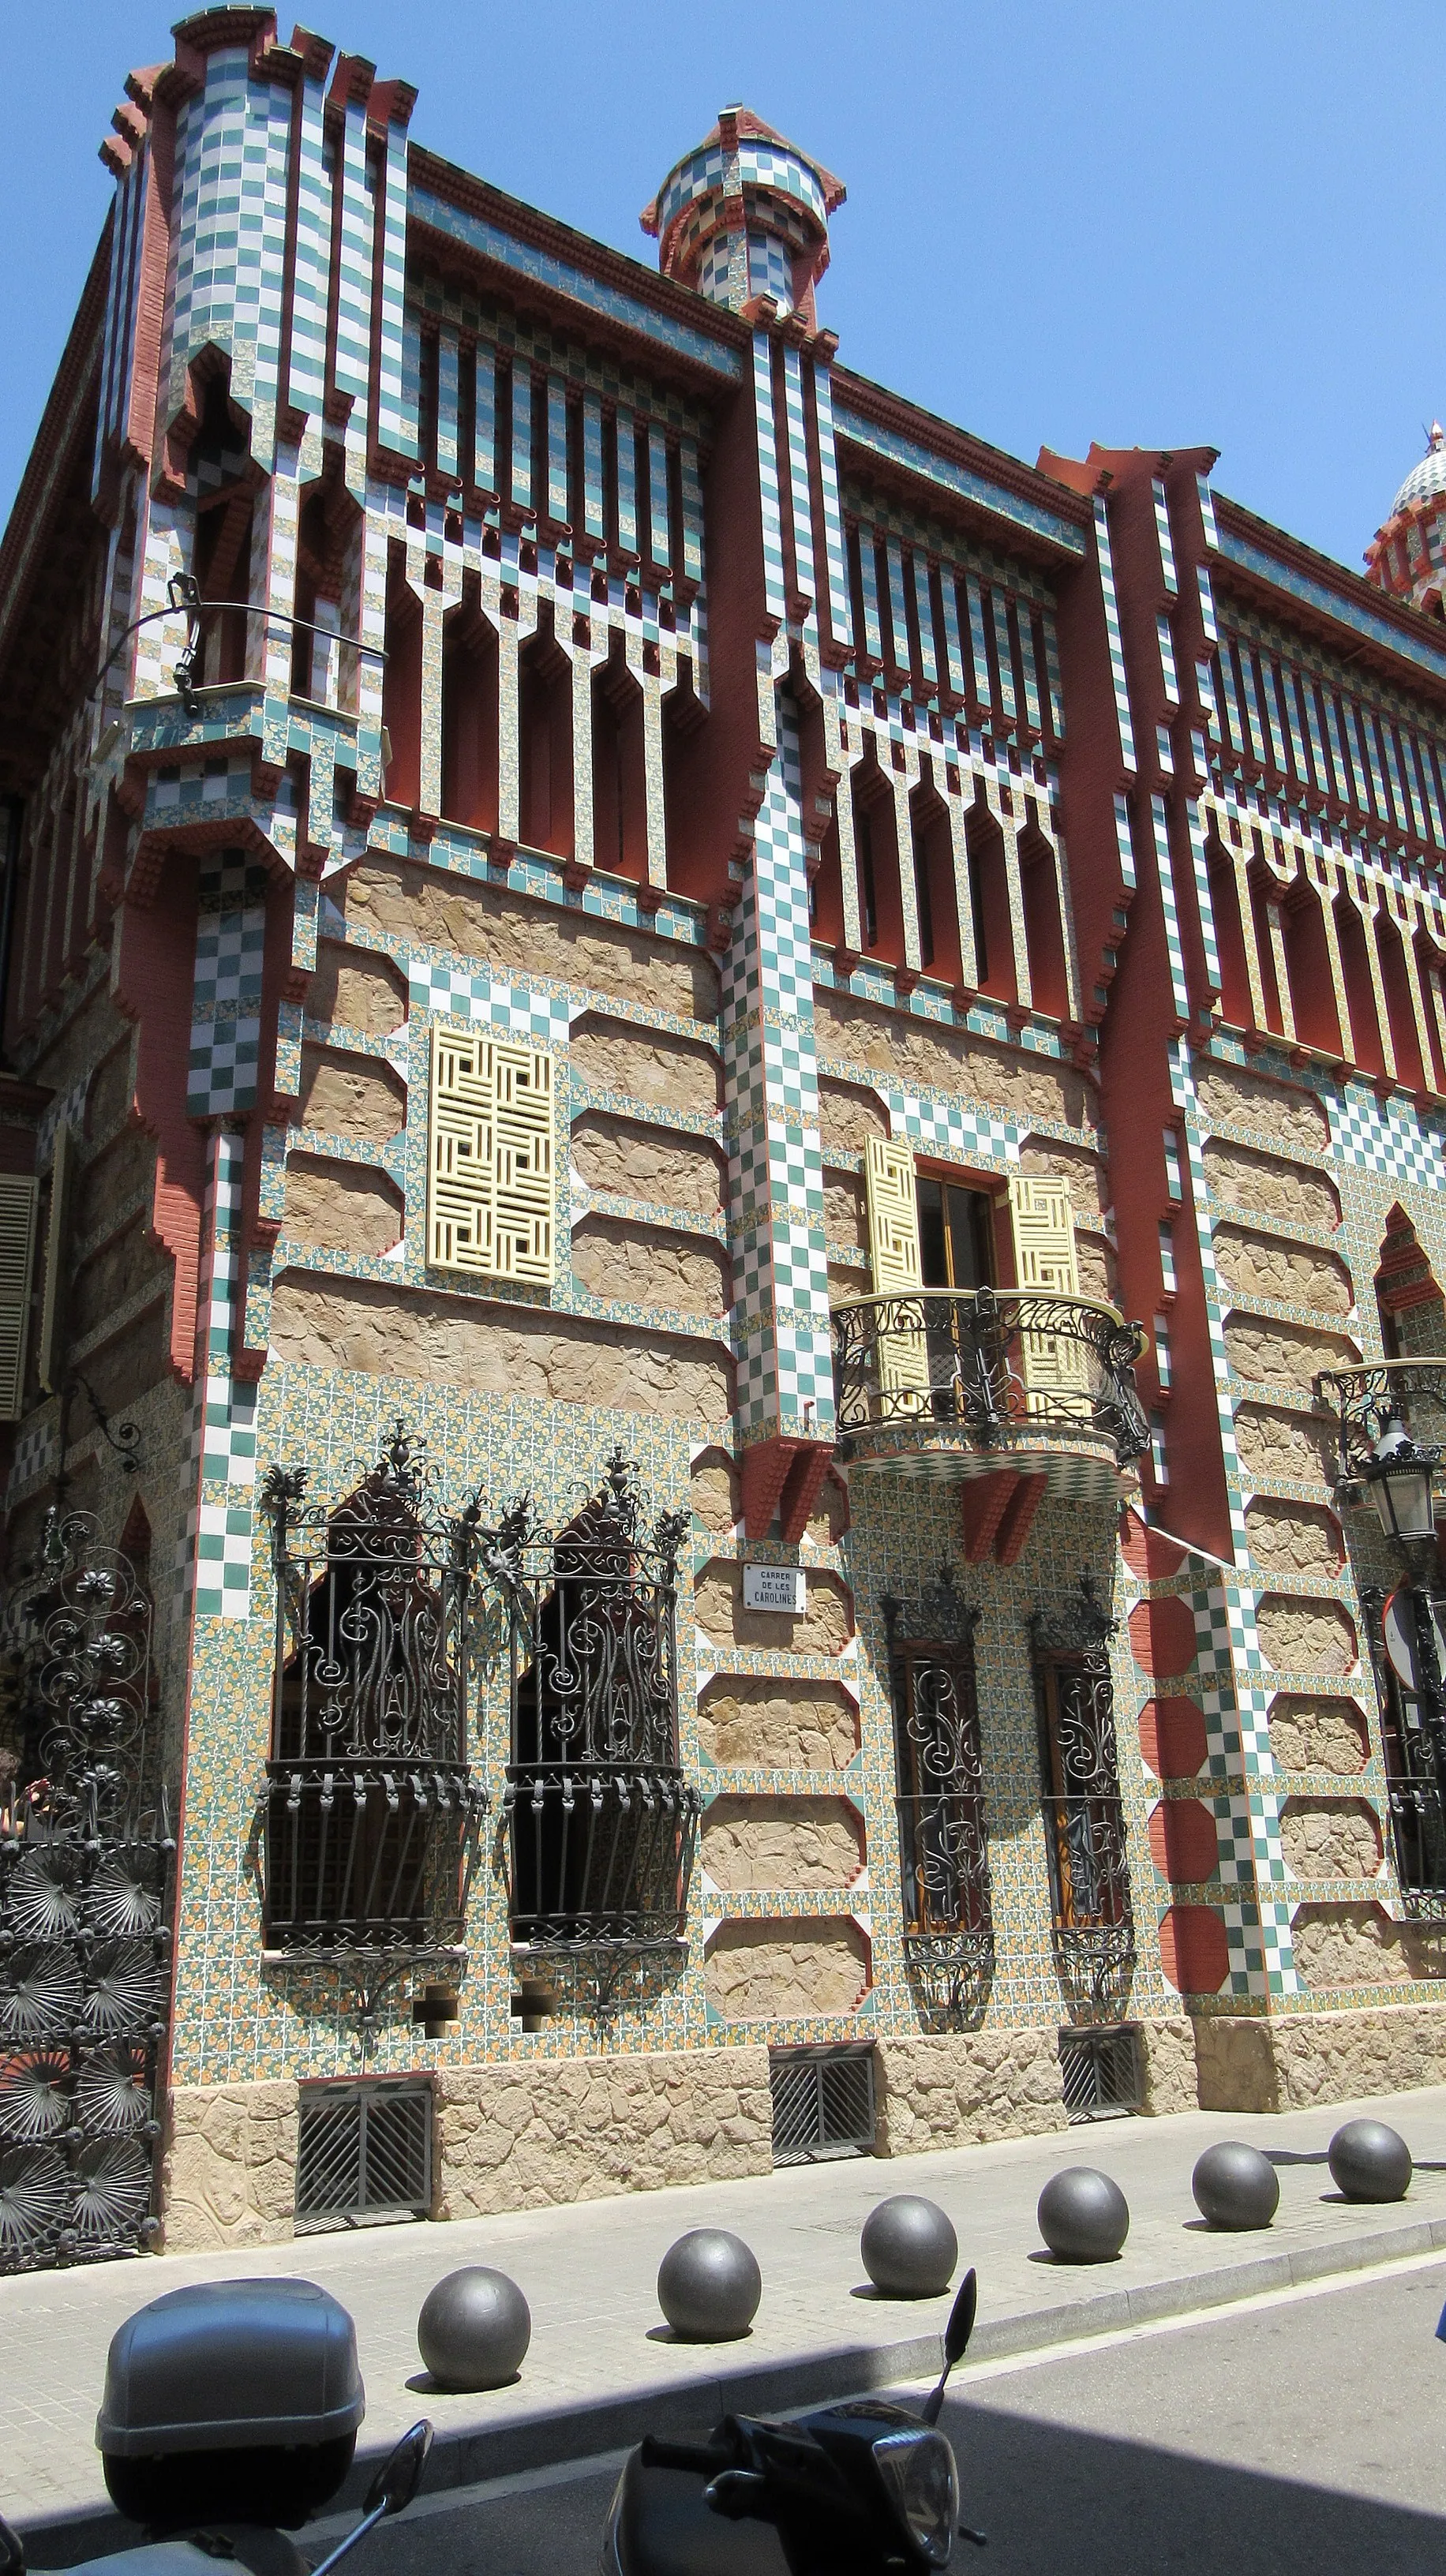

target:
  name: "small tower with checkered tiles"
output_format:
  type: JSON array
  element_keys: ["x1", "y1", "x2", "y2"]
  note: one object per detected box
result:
[{"x1": 641, "y1": 107, "x2": 844, "y2": 328}]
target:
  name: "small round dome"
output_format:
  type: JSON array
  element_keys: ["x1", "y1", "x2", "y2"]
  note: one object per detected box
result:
[{"x1": 1392, "y1": 424, "x2": 1446, "y2": 516}]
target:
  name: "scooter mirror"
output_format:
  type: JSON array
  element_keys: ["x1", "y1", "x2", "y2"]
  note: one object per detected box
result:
[
  {"x1": 943, "y1": 2267, "x2": 978, "y2": 2368},
  {"x1": 0, "y1": 2514, "x2": 24, "y2": 2576},
  {"x1": 363, "y1": 2420, "x2": 434, "y2": 2518}
]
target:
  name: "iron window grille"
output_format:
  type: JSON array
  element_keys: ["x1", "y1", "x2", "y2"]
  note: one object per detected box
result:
[
  {"x1": 770, "y1": 2044, "x2": 877, "y2": 2164},
  {"x1": 1361, "y1": 1585, "x2": 1446, "y2": 1915},
  {"x1": 294, "y1": 2077, "x2": 432, "y2": 2233},
  {"x1": 0, "y1": 1507, "x2": 172, "y2": 2273},
  {"x1": 1030, "y1": 1577, "x2": 1137, "y2": 2016},
  {"x1": 260, "y1": 1426, "x2": 489, "y2": 1964},
  {"x1": 1059, "y1": 2024, "x2": 1143, "y2": 2121},
  {"x1": 882, "y1": 1563, "x2": 994, "y2": 2021},
  {"x1": 481, "y1": 1448, "x2": 699, "y2": 1955}
]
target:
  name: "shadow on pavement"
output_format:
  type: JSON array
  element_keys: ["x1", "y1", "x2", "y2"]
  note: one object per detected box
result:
[
  {"x1": 939, "y1": 2395, "x2": 1445, "y2": 2576},
  {"x1": 190, "y1": 2398, "x2": 1446, "y2": 2576}
]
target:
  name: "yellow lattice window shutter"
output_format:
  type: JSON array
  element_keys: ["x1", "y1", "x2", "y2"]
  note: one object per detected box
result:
[
  {"x1": 427, "y1": 1026, "x2": 555, "y2": 1285},
  {"x1": 1007, "y1": 1174, "x2": 1088, "y2": 1414},
  {"x1": 0, "y1": 1171, "x2": 38, "y2": 1421},
  {"x1": 864, "y1": 1137, "x2": 930, "y2": 1403}
]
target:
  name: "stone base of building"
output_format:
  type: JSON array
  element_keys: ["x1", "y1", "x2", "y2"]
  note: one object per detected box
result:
[
  {"x1": 873, "y1": 2018, "x2": 1196, "y2": 2153},
  {"x1": 433, "y1": 2045, "x2": 775, "y2": 2215},
  {"x1": 159, "y1": 2025, "x2": 1208, "y2": 2249},
  {"x1": 161, "y1": 2081, "x2": 301, "y2": 2252},
  {"x1": 1194, "y1": 2001, "x2": 1446, "y2": 2113}
]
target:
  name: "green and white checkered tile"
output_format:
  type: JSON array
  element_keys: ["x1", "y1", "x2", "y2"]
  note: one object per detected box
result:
[
  {"x1": 407, "y1": 960, "x2": 571, "y2": 1043},
  {"x1": 1329, "y1": 1082, "x2": 1446, "y2": 1185}
]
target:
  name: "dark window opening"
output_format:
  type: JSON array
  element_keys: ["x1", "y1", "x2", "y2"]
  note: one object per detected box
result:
[
  {"x1": 917, "y1": 1177, "x2": 995, "y2": 1292},
  {"x1": 859, "y1": 807, "x2": 879, "y2": 946},
  {"x1": 1031, "y1": 1580, "x2": 1135, "y2": 2016},
  {"x1": 260, "y1": 1428, "x2": 487, "y2": 1959},
  {"x1": 1368, "y1": 1601, "x2": 1446, "y2": 1907},
  {"x1": 1059, "y1": 2024, "x2": 1143, "y2": 2121},
  {"x1": 884, "y1": 1566, "x2": 993, "y2": 2023},
  {"x1": 490, "y1": 1451, "x2": 698, "y2": 1953}
]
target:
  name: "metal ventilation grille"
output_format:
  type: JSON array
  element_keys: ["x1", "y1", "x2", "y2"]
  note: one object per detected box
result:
[
  {"x1": 770, "y1": 2046, "x2": 876, "y2": 2165},
  {"x1": 295, "y1": 2080, "x2": 432, "y2": 2232},
  {"x1": 1059, "y1": 2024, "x2": 1143, "y2": 2122}
]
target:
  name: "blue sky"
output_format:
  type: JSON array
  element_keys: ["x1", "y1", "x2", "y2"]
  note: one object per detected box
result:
[{"x1": 4, "y1": 2, "x2": 1443, "y2": 574}]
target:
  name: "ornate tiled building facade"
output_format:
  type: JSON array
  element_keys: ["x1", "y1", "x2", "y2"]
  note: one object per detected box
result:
[{"x1": 5, "y1": 9, "x2": 1446, "y2": 2257}]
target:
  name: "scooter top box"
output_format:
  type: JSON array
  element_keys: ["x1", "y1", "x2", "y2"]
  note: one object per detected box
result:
[{"x1": 96, "y1": 2280, "x2": 365, "y2": 2458}]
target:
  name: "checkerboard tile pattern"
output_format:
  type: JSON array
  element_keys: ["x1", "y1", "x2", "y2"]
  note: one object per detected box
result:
[
  {"x1": 178, "y1": 1131, "x2": 257, "y2": 1622},
  {"x1": 189, "y1": 855, "x2": 268, "y2": 1116},
  {"x1": 1329, "y1": 1082, "x2": 1446, "y2": 1186},
  {"x1": 408, "y1": 960, "x2": 571, "y2": 1046},
  {"x1": 725, "y1": 695, "x2": 834, "y2": 1441}
]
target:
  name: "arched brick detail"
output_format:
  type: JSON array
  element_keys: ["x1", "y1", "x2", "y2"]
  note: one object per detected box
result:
[
  {"x1": 1159, "y1": 1904, "x2": 1229, "y2": 1995},
  {"x1": 1127, "y1": 1593, "x2": 1197, "y2": 1678},
  {"x1": 1138, "y1": 1697, "x2": 1208, "y2": 1778},
  {"x1": 1148, "y1": 1799, "x2": 1220, "y2": 1883}
]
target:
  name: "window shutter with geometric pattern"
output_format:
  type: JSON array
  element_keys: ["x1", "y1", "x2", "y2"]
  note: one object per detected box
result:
[
  {"x1": 863, "y1": 1137, "x2": 930, "y2": 1402},
  {"x1": 426, "y1": 1027, "x2": 555, "y2": 1285},
  {"x1": 1007, "y1": 1174, "x2": 1088, "y2": 1414}
]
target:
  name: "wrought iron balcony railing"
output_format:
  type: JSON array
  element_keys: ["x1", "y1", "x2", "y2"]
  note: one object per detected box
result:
[
  {"x1": 1314, "y1": 1358, "x2": 1446, "y2": 1499},
  {"x1": 481, "y1": 1449, "x2": 700, "y2": 1956},
  {"x1": 831, "y1": 1287, "x2": 1148, "y2": 1492},
  {"x1": 260, "y1": 1425, "x2": 489, "y2": 1965},
  {"x1": 263, "y1": 1761, "x2": 487, "y2": 1953}
]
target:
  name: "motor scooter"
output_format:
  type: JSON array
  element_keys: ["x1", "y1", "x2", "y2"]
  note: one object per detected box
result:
[
  {"x1": 603, "y1": 2267, "x2": 984, "y2": 2576},
  {"x1": 0, "y1": 2278, "x2": 431, "y2": 2576}
]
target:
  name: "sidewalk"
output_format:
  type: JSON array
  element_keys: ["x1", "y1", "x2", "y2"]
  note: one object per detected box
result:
[{"x1": 11, "y1": 2084, "x2": 1446, "y2": 2557}]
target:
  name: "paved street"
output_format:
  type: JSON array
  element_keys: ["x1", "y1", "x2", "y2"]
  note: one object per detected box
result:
[
  {"x1": 352, "y1": 2258, "x2": 1446, "y2": 2576},
  {"x1": 11, "y1": 2084, "x2": 1446, "y2": 2561}
]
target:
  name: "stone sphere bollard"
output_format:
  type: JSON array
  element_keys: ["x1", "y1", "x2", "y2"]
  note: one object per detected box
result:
[
  {"x1": 657, "y1": 2229, "x2": 762, "y2": 2341},
  {"x1": 1191, "y1": 2140, "x2": 1279, "y2": 2231},
  {"x1": 1328, "y1": 2118, "x2": 1412, "y2": 2203},
  {"x1": 860, "y1": 2195, "x2": 958, "y2": 2297},
  {"x1": 1037, "y1": 2166, "x2": 1129, "y2": 2263},
  {"x1": 418, "y1": 2266, "x2": 532, "y2": 2391}
]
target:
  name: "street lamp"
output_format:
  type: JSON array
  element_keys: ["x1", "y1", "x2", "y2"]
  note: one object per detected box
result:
[
  {"x1": 1362, "y1": 1416, "x2": 1446, "y2": 1888},
  {"x1": 1365, "y1": 1419, "x2": 1441, "y2": 1548}
]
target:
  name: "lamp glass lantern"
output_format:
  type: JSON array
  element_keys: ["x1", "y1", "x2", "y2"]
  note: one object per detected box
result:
[{"x1": 1367, "y1": 1419, "x2": 1439, "y2": 1547}]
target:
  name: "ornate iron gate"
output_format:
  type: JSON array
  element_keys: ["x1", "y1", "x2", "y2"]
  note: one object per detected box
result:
[
  {"x1": 482, "y1": 1449, "x2": 699, "y2": 1957},
  {"x1": 882, "y1": 1563, "x2": 994, "y2": 2020},
  {"x1": 1031, "y1": 1576, "x2": 1137, "y2": 2015},
  {"x1": 0, "y1": 1507, "x2": 171, "y2": 2271},
  {"x1": 259, "y1": 1426, "x2": 489, "y2": 1982}
]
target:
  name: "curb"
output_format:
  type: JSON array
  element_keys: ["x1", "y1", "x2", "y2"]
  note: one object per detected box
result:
[{"x1": 20, "y1": 2211, "x2": 1446, "y2": 2565}]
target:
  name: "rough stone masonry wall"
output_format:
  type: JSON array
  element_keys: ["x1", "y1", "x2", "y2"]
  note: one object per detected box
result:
[
  {"x1": 433, "y1": 2047, "x2": 775, "y2": 2215},
  {"x1": 162, "y1": 2082, "x2": 302, "y2": 2252},
  {"x1": 1194, "y1": 2001, "x2": 1446, "y2": 2112}
]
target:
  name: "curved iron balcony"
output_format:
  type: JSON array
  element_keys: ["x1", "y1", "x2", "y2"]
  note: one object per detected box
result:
[
  {"x1": 830, "y1": 1286, "x2": 1149, "y2": 1495},
  {"x1": 262, "y1": 1761, "x2": 488, "y2": 1957}
]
